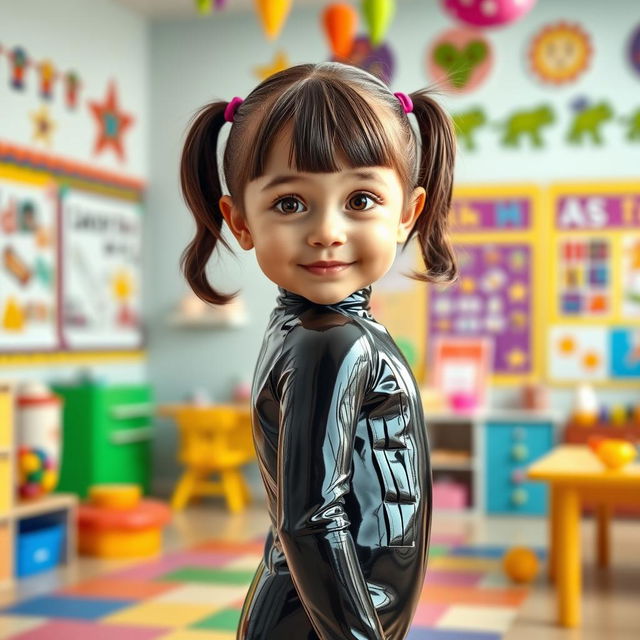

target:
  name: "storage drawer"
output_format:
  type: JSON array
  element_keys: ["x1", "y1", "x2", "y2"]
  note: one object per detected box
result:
[
  {"x1": 16, "y1": 516, "x2": 65, "y2": 577},
  {"x1": 485, "y1": 421, "x2": 553, "y2": 515}
]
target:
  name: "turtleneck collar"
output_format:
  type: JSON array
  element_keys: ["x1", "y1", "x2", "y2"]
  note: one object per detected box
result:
[{"x1": 276, "y1": 286, "x2": 373, "y2": 318}]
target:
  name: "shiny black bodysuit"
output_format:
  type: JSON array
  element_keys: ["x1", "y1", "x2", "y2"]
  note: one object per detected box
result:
[{"x1": 237, "y1": 286, "x2": 432, "y2": 640}]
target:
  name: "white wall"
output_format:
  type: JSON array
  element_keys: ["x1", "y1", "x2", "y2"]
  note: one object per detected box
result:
[{"x1": 0, "y1": 0, "x2": 149, "y2": 385}]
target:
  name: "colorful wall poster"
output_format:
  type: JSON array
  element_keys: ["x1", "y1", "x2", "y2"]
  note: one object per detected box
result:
[
  {"x1": 60, "y1": 188, "x2": 143, "y2": 350},
  {"x1": 0, "y1": 166, "x2": 59, "y2": 351},
  {"x1": 426, "y1": 184, "x2": 544, "y2": 385},
  {"x1": 547, "y1": 182, "x2": 640, "y2": 384},
  {"x1": 0, "y1": 142, "x2": 145, "y2": 363}
]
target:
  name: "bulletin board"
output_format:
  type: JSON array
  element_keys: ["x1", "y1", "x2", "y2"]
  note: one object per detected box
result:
[
  {"x1": 0, "y1": 142, "x2": 146, "y2": 365},
  {"x1": 546, "y1": 182, "x2": 640, "y2": 385},
  {"x1": 425, "y1": 184, "x2": 545, "y2": 386}
]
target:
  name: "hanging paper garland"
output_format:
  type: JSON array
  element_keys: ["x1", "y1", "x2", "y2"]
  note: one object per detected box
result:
[
  {"x1": 628, "y1": 24, "x2": 640, "y2": 78},
  {"x1": 528, "y1": 22, "x2": 592, "y2": 85},
  {"x1": 37, "y1": 59, "x2": 57, "y2": 101},
  {"x1": 362, "y1": 0, "x2": 396, "y2": 46},
  {"x1": 88, "y1": 81, "x2": 135, "y2": 162},
  {"x1": 8, "y1": 46, "x2": 29, "y2": 90},
  {"x1": 333, "y1": 34, "x2": 395, "y2": 85},
  {"x1": 195, "y1": 0, "x2": 212, "y2": 14},
  {"x1": 254, "y1": 0, "x2": 292, "y2": 41},
  {"x1": 426, "y1": 28, "x2": 493, "y2": 93},
  {"x1": 64, "y1": 71, "x2": 81, "y2": 110},
  {"x1": 442, "y1": 0, "x2": 536, "y2": 29},
  {"x1": 323, "y1": 4, "x2": 359, "y2": 60}
]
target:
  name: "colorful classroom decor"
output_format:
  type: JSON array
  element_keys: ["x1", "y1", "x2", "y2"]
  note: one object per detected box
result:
[
  {"x1": 442, "y1": 0, "x2": 536, "y2": 29},
  {"x1": 88, "y1": 81, "x2": 135, "y2": 163},
  {"x1": 60, "y1": 188, "x2": 143, "y2": 350},
  {"x1": 362, "y1": 0, "x2": 396, "y2": 46},
  {"x1": 322, "y1": 3, "x2": 359, "y2": 59},
  {"x1": 30, "y1": 105, "x2": 56, "y2": 147},
  {"x1": 528, "y1": 22, "x2": 592, "y2": 85},
  {"x1": 431, "y1": 336, "x2": 493, "y2": 411},
  {"x1": 628, "y1": 25, "x2": 640, "y2": 77},
  {"x1": 426, "y1": 28, "x2": 493, "y2": 93},
  {"x1": 0, "y1": 142, "x2": 145, "y2": 361},
  {"x1": 335, "y1": 35, "x2": 395, "y2": 85},
  {"x1": 566, "y1": 98, "x2": 613, "y2": 145},
  {"x1": 427, "y1": 185, "x2": 544, "y2": 385},
  {"x1": 254, "y1": 50, "x2": 290, "y2": 80},
  {"x1": 254, "y1": 0, "x2": 292, "y2": 41},
  {"x1": 1, "y1": 166, "x2": 59, "y2": 351},
  {"x1": 546, "y1": 182, "x2": 640, "y2": 384},
  {"x1": 452, "y1": 107, "x2": 487, "y2": 151},
  {"x1": 497, "y1": 104, "x2": 555, "y2": 148}
]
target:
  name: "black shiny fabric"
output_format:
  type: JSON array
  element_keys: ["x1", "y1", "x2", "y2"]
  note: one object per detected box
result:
[{"x1": 237, "y1": 286, "x2": 432, "y2": 640}]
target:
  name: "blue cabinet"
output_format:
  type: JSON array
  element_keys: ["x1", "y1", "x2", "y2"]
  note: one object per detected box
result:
[{"x1": 485, "y1": 421, "x2": 553, "y2": 515}]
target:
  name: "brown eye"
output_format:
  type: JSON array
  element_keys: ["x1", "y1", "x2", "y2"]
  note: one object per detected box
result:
[
  {"x1": 274, "y1": 196, "x2": 305, "y2": 215},
  {"x1": 348, "y1": 193, "x2": 376, "y2": 211}
]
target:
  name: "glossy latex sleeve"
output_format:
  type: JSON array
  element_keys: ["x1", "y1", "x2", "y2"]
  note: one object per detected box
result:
[{"x1": 274, "y1": 322, "x2": 386, "y2": 640}]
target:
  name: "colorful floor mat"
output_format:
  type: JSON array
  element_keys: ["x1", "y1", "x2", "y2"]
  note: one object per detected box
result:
[{"x1": 0, "y1": 534, "x2": 543, "y2": 639}]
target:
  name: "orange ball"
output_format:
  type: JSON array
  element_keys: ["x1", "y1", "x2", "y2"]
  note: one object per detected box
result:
[{"x1": 503, "y1": 546, "x2": 539, "y2": 584}]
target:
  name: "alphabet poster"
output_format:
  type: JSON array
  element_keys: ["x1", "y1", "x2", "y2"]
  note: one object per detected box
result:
[{"x1": 547, "y1": 182, "x2": 640, "y2": 383}]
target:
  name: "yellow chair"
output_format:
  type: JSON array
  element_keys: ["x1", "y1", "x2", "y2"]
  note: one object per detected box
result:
[{"x1": 171, "y1": 406, "x2": 255, "y2": 513}]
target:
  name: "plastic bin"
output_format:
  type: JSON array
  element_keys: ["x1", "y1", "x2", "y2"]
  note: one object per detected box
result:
[{"x1": 16, "y1": 514, "x2": 65, "y2": 578}]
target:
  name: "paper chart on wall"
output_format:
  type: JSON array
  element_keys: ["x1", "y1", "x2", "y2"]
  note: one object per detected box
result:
[
  {"x1": 60, "y1": 188, "x2": 143, "y2": 349},
  {"x1": 0, "y1": 170, "x2": 59, "y2": 351},
  {"x1": 622, "y1": 235, "x2": 640, "y2": 319}
]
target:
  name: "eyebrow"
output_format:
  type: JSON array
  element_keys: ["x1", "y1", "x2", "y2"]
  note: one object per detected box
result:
[{"x1": 261, "y1": 170, "x2": 380, "y2": 192}]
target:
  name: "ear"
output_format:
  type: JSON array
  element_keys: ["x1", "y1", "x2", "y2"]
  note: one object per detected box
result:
[
  {"x1": 397, "y1": 187, "x2": 426, "y2": 243},
  {"x1": 219, "y1": 195, "x2": 254, "y2": 250}
]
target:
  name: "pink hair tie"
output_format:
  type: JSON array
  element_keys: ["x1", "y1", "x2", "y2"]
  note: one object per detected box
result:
[
  {"x1": 224, "y1": 96, "x2": 244, "y2": 123},
  {"x1": 393, "y1": 91, "x2": 413, "y2": 114}
]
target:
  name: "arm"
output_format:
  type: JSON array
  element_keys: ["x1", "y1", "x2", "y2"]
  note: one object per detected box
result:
[{"x1": 274, "y1": 321, "x2": 385, "y2": 640}]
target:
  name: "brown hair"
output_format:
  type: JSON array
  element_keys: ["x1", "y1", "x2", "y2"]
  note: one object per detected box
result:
[{"x1": 180, "y1": 62, "x2": 458, "y2": 305}]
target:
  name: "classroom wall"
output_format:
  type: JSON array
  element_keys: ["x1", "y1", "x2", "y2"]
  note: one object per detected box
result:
[
  {"x1": 147, "y1": 0, "x2": 640, "y2": 495},
  {"x1": 0, "y1": 0, "x2": 149, "y2": 384}
]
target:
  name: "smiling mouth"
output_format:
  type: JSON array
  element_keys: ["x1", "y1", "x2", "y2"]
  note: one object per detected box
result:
[{"x1": 301, "y1": 261, "x2": 354, "y2": 275}]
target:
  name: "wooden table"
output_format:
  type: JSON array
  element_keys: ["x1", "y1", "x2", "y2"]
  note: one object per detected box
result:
[{"x1": 527, "y1": 444, "x2": 640, "y2": 627}]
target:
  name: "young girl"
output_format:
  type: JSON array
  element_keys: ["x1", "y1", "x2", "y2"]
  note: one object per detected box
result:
[{"x1": 180, "y1": 62, "x2": 458, "y2": 640}]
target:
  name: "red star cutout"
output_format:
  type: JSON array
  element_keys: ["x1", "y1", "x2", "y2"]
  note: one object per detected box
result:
[{"x1": 88, "y1": 81, "x2": 134, "y2": 162}]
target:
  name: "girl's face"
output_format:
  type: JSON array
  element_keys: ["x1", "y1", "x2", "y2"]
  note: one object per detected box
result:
[{"x1": 220, "y1": 129, "x2": 425, "y2": 305}]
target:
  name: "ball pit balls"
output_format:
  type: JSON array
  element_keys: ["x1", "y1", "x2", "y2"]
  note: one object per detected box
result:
[
  {"x1": 18, "y1": 447, "x2": 58, "y2": 499},
  {"x1": 503, "y1": 546, "x2": 539, "y2": 583}
]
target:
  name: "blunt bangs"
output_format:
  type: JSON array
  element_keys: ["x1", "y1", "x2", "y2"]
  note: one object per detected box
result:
[{"x1": 248, "y1": 75, "x2": 403, "y2": 180}]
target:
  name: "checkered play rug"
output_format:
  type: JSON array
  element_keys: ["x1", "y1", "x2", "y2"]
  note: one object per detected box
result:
[{"x1": 0, "y1": 535, "x2": 544, "y2": 639}]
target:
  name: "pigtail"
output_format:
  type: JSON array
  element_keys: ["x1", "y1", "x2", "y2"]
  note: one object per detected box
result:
[
  {"x1": 408, "y1": 90, "x2": 459, "y2": 286},
  {"x1": 180, "y1": 101, "x2": 237, "y2": 305}
]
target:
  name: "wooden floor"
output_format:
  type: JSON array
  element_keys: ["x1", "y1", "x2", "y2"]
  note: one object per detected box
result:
[{"x1": 1, "y1": 501, "x2": 638, "y2": 639}]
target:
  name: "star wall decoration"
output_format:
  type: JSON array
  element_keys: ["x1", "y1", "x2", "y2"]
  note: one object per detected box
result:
[
  {"x1": 88, "y1": 81, "x2": 134, "y2": 162},
  {"x1": 254, "y1": 51, "x2": 290, "y2": 81},
  {"x1": 30, "y1": 105, "x2": 56, "y2": 146}
]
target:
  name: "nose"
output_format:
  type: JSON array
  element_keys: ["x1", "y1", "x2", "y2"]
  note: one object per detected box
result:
[{"x1": 306, "y1": 209, "x2": 347, "y2": 247}]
